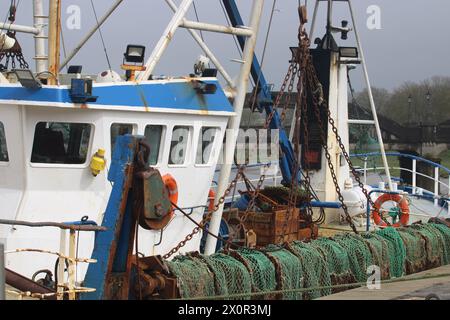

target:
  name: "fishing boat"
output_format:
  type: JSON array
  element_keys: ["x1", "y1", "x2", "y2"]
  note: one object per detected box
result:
[{"x1": 0, "y1": 0, "x2": 449, "y2": 300}]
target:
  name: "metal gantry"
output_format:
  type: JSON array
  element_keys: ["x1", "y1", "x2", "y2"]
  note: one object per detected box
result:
[{"x1": 307, "y1": 0, "x2": 393, "y2": 190}]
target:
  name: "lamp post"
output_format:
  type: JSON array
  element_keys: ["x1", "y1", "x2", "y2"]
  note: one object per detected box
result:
[
  {"x1": 407, "y1": 94, "x2": 412, "y2": 125},
  {"x1": 426, "y1": 90, "x2": 432, "y2": 124}
]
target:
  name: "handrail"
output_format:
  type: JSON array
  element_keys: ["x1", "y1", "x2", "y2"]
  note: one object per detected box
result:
[
  {"x1": 0, "y1": 218, "x2": 104, "y2": 300},
  {"x1": 351, "y1": 152, "x2": 450, "y2": 174},
  {"x1": 351, "y1": 152, "x2": 450, "y2": 212},
  {"x1": 353, "y1": 166, "x2": 450, "y2": 189},
  {"x1": 0, "y1": 219, "x2": 107, "y2": 232}
]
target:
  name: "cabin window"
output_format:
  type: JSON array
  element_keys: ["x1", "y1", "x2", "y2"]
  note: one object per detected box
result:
[
  {"x1": 144, "y1": 125, "x2": 164, "y2": 165},
  {"x1": 0, "y1": 122, "x2": 8, "y2": 162},
  {"x1": 169, "y1": 126, "x2": 190, "y2": 165},
  {"x1": 31, "y1": 122, "x2": 92, "y2": 164},
  {"x1": 196, "y1": 127, "x2": 219, "y2": 165},
  {"x1": 111, "y1": 123, "x2": 134, "y2": 155}
]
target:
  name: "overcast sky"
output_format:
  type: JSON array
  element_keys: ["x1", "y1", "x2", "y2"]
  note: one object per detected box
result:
[{"x1": 2, "y1": 0, "x2": 449, "y2": 91}]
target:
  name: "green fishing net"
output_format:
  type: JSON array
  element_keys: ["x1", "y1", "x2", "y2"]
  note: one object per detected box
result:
[
  {"x1": 409, "y1": 224, "x2": 446, "y2": 268},
  {"x1": 361, "y1": 232, "x2": 391, "y2": 280},
  {"x1": 164, "y1": 223, "x2": 450, "y2": 300},
  {"x1": 166, "y1": 254, "x2": 216, "y2": 299},
  {"x1": 231, "y1": 248, "x2": 277, "y2": 299},
  {"x1": 263, "y1": 245, "x2": 303, "y2": 300},
  {"x1": 201, "y1": 253, "x2": 252, "y2": 300},
  {"x1": 332, "y1": 233, "x2": 373, "y2": 282},
  {"x1": 396, "y1": 227, "x2": 427, "y2": 274},
  {"x1": 311, "y1": 238, "x2": 355, "y2": 290},
  {"x1": 376, "y1": 227, "x2": 406, "y2": 278},
  {"x1": 430, "y1": 223, "x2": 450, "y2": 264},
  {"x1": 287, "y1": 241, "x2": 331, "y2": 299}
]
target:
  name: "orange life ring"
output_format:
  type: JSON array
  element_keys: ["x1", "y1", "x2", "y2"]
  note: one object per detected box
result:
[
  {"x1": 372, "y1": 193, "x2": 409, "y2": 228},
  {"x1": 162, "y1": 174, "x2": 178, "y2": 211},
  {"x1": 208, "y1": 189, "x2": 216, "y2": 212}
]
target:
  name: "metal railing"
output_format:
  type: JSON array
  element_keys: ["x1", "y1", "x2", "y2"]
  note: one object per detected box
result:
[
  {"x1": 351, "y1": 152, "x2": 450, "y2": 214},
  {"x1": 0, "y1": 219, "x2": 105, "y2": 300}
]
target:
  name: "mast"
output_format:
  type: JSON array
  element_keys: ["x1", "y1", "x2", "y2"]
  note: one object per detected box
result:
[
  {"x1": 203, "y1": 0, "x2": 264, "y2": 255},
  {"x1": 33, "y1": 0, "x2": 48, "y2": 75},
  {"x1": 47, "y1": 0, "x2": 61, "y2": 84}
]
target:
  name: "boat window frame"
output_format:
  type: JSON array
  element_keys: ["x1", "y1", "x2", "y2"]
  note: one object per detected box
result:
[
  {"x1": 0, "y1": 121, "x2": 9, "y2": 165},
  {"x1": 144, "y1": 124, "x2": 166, "y2": 167},
  {"x1": 110, "y1": 122, "x2": 137, "y2": 157},
  {"x1": 168, "y1": 125, "x2": 193, "y2": 168},
  {"x1": 29, "y1": 121, "x2": 94, "y2": 169},
  {"x1": 194, "y1": 126, "x2": 221, "y2": 167}
]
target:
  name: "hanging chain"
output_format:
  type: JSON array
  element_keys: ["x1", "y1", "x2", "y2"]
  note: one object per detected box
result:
[
  {"x1": 0, "y1": 3, "x2": 30, "y2": 71},
  {"x1": 296, "y1": 21, "x2": 386, "y2": 233},
  {"x1": 163, "y1": 167, "x2": 246, "y2": 259},
  {"x1": 238, "y1": 164, "x2": 269, "y2": 225}
]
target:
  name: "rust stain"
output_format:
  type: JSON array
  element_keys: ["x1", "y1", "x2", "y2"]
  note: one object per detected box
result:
[{"x1": 137, "y1": 86, "x2": 150, "y2": 112}]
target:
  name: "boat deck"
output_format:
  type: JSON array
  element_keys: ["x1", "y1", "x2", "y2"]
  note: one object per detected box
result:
[{"x1": 318, "y1": 264, "x2": 450, "y2": 300}]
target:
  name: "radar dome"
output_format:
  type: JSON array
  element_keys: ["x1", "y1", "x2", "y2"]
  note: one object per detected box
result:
[{"x1": 96, "y1": 70, "x2": 123, "y2": 83}]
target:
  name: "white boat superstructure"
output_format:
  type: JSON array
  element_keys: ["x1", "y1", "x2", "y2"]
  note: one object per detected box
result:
[
  {"x1": 0, "y1": 0, "x2": 264, "y2": 281},
  {"x1": 0, "y1": 0, "x2": 449, "y2": 300}
]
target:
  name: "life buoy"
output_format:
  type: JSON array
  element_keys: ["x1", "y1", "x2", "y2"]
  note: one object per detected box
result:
[
  {"x1": 162, "y1": 174, "x2": 178, "y2": 211},
  {"x1": 372, "y1": 193, "x2": 409, "y2": 228},
  {"x1": 208, "y1": 189, "x2": 216, "y2": 212}
]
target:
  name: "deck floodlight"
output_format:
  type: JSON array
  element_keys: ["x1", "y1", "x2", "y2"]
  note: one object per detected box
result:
[
  {"x1": 124, "y1": 45, "x2": 146, "y2": 64},
  {"x1": 13, "y1": 69, "x2": 42, "y2": 89},
  {"x1": 339, "y1": 47, "x2": 358, "y2": 59}
]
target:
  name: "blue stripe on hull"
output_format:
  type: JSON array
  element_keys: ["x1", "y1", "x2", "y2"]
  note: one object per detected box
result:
[{"x1": 0, "y1": 80, "x2": 233, "y2": 112}]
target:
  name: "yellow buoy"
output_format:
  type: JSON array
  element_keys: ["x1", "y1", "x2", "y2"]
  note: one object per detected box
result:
[{"x1": 90, "y1": 148, "x2": 106, "y2": 176}]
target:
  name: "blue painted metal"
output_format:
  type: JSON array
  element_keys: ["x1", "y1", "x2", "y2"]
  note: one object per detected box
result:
[
  {"x1": 351, "y1": 152, "x2": 450, "y2": 174},
  {"x1": 62, "y1": 220, "x2": 98, "y2": 227},
  {"x1": 222, "y1": 0, "x2": 298, "y2": 185},
  {"x1": 310, "y1": 201, "x2": 342, "y2": 209},
  {"x1": 0, "y1": 80, "x2": 233, "y2": 113},
  {"x1": 81, "y1": 134, "x2": 139, "y2": 300},
  {"x1": 200, "y1": 219, "x2": 230, "y2": 254}
]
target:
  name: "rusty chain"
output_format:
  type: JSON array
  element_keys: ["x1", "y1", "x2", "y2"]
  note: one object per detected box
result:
[
  {"x1": 0, "y1": 4, "x2": 30, "y2": 71},
  {"x1": 163, "y1": 166, "x2": 246, "y2": 259},
  {"x1": 295, "y1": 22, "x2": 387, "y2": 232}
]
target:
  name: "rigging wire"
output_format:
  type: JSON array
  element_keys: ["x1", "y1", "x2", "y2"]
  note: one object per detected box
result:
[
  {"x1": 192, "y1": 1, "x2": 205, "y2": 43},
  {"x1": 89, "y1": 0, "x2": 113, "y2": 72},
  {"x1": 219, "y1": 0, "x2": 242, "y2": 59},
  {"x1": 248, "y1": 0, "x2": 278, "y2": 114},
  {"x1": 192, "y1": 1, "x2": 210, "y2": 68},
  {"x1": 244, "y1": 0, "x2": 278, "y2": 131},
  {"x1": 60, "y1": 25, "x2": 68, "y2": 73}
]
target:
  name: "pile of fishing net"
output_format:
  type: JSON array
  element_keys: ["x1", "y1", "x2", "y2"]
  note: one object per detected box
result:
[{"x1": 165, "y1": 222, "x2": 450, "y2": 300}]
